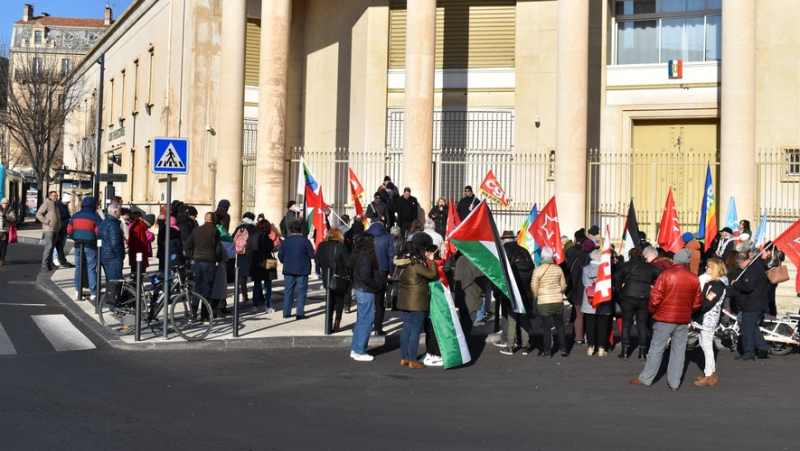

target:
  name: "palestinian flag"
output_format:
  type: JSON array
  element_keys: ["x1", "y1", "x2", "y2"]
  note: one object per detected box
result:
[
  {"x1": 306, "y1": 185, "x2": 329, "y2": 250},
  {"x1": 429, "y1": 265, "x2": 471, "y2": 369},
  {"x1": 448, "y1": 200, "x2": 525, "y2": 313},
  {"x1": 620, "y1": 199, "x2": 641, "y2": 259}
]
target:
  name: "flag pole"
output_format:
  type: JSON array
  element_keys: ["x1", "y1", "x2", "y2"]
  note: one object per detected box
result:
[{"x1": 732, "y1": 242, "x2": 774, "y2": 283}]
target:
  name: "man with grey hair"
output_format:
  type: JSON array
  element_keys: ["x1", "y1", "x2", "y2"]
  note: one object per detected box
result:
[
  {"x1": 422, "y1": 219, "x2": 443, "y2": 247},
  {"x1": 98, "y1": 203, "x2": 126, "y2": 284},
  {"x1": 731, "y1": 251, "x2": 771, "y2": 361}
]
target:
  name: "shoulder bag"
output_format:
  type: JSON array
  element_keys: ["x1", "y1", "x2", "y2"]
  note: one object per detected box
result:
[
  {"x1": 766, "y1": 261, "x2": 789, "y2": 284},
  {"x1": 261, "y1": 234, "x2": 278, "y2": 270},
  {"x1": 329, "y1": 244, "x2": 350, "y2": 293}
]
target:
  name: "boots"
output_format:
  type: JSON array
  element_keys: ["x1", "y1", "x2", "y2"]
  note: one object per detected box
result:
[
  {"x1": 618, "y1": 345, "x2": 630, "y2": 361},
  {"x1": 638, "y1": 347, "x2": 647, "y2": 360},
  {"x1": 693, "y1": 372, "x2": 718, "y2": 387},
  {"x1": 332, "y1": 320, "x2": 341, "y2": 333}
]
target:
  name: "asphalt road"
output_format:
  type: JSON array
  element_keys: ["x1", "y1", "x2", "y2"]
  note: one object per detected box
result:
[{"x1": 1, "y1": 243, "x2": 799, "y2": 450}]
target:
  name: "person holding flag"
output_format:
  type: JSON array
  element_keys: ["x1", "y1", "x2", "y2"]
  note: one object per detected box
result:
[
  {"x1": 581, "y1": 248, "x2": 613, "y2": 356},
  {"x1": 395, "y1": 243, "x2": 439, "y2": 368},
  {"x1": 496, "y1": 230, "x2": 535, "y2": 356}
]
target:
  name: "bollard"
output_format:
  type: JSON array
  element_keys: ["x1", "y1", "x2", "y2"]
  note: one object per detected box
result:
[
  {"x1": 232, "y1": 255, "x2": 240, "y2": 338},
  {"x1": 324, "y1": 270, "x2": 332, "y2": 335},
  {"x1": 135, "y1": 252, "x2": 143, "y2": 342},
  {"x1": 95, "y1": 239, "x2": 102, "y2": 314},
  {"x1": 494, "y1": 294, "x2": 500, "y2": 333},
  {"x1": 77, "y1": 242, "x2": 85, "y2": 300}
]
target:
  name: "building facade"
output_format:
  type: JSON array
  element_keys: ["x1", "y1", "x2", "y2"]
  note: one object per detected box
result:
[{"x1": 63, "y1": 0, "x2": 800, "y2": 239}]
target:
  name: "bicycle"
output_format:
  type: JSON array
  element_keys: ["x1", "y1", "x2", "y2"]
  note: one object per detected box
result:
[{"x1": 97, "y1": 263, "x2": 215, "y2": 341}]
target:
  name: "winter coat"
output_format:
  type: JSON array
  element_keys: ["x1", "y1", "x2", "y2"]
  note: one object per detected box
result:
[
  {"x1": 67, "y1": 197, "x2": 101, "y2": 248},
  {"x1": 456, "y1": 195, "x2": 478, "y2": 221},
  {"x1": 454, "y1": 255, "x2": 487, "y2": 314},
  {"x1": 732, "y1": 260, "x2": 770, "y2": 312},
  {"x1": 685, "y1": 239, "x2": 702, "y2": 275},
  {"x1": 694, "y1": 275, "x2": 727, "y2": 330},
  {"x1": 581, "y1": 261, "x2": 612, "y2": 315},
  {"x1": 395, "y1": 257, "x2": 438, "y2": 311},
  {"x1": 314, "y1": 240, "x2": 350, "y2": 289},
  {"x1": 127, "y1": 219, "x2": 152, "y2": 270},
  {"x1": 395, "y1": 195, "x2": 419, "y2": 228},
  {"x1": 36, "y1": 198, "x2": 61, "y2": 233},
  {"x1": 365, "y1": 199, "x2": 388, "y2": 224},
  {"x1": 98, "y1": 216, "x2": 125, "y2": 265},
  {"x1": 612, "y1": 256, "x2": 662, "y2": 302},
  {"x1": 651, "y1": 256, "x2": 674, "y2": 271},
  {"x1": 367, "y1": 222, "x2": 396, "y2": 275},
  {"x1": 428, "y1": 205, "x2": 448, "y2": 236},
  {"x1": 250, "y1": 231, "x2": 277, "y2": 282},
  {"x1": 185, "y1": 223, "x2": 223, "y2": 263},
  {"x1": 175, "y1": 215, "x2": 195, "y2": 246},
  {"x1": 57, "y1": 202, "x2": 70, "y2": 234},
  {"x1": 232, "y1": 221, "x2": 257, "y2": 278},
  {"x1": 648, "y1": 264, "x2": 702, "y2": 324},
  {"x1": 567, "y1": 251, "x2": 590, "y2": 306},
  {"x1": 352, "y1": 250, "x2": 383, "y2": 293},
  {"x1": 280, "y1": 209, "x2": 301, "y2": 237},
  {"x1": 278, "y1": 234, "x2": 314, "y2": 276},
  {"x1": 531, "y1": 262, "x2": 567, "y2": 306},
  {"x1": 0, "y1": 206, "x2": 17, "y2": 235}
]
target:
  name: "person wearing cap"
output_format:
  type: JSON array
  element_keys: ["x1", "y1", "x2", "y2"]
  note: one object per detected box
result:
[
  {"x1": 456, "y1": 186, "x2": 478, "y2": 222},
  {"x1": 587, "y1": 225, "x2": 601, "y2": 242},
  {"x1": 715, "y1": 227, "x2": 736, "y2": 260},
  {"x1": 365, "y1": 192, "x2": 388, "y2": 226},
  {"x1": 53, "y1": 193, "x2": 74, "y2": 268},
  {"x1": 394, "y1": 187, "x2": 419, "y2": 236},
  {"x1": 36, "y1": 191, "x2": 61, "y2": 272},
  {"x1": 280, "y1": 200, "x2": 303, "y2": 238},
  {"x1": 0, "y1": 197, "x2": 18, "y2": 266},
  {"x1": 630, "y1": 248, "x2": 702, "y2": 390},
  {"x1": 682, "y1": 232, "x2": 702, "y2": 275}
]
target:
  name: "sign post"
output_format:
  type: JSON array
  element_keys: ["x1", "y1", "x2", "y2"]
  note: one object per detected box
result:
[{"x1": 152, "y1": 137, "x2": 189, "y2": 339}]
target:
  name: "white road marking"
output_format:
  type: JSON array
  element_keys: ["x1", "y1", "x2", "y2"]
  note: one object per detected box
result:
[
  {"x1": 0, "y1": 322, "x2": 17, "y2": 355},
  {"x1": 32, "y1": 315, "x2": 96, "y2": 351},
  {"x1": 0, "y1": 303, "x2": 47, "y2": 307}
]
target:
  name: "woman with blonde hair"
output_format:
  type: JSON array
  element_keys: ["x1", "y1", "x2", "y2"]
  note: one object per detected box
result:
[
  {"x1": 428, "y1": 197, "x2": 448, "y2": 236},
  {"x1": 531, "y1": 247, "x2": 568, "y2": 357},
  {"x1": 693, "y1": 258, "x2": 727, "y2": 387}
]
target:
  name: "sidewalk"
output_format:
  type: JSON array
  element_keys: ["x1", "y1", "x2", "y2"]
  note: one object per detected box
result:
[{"x1": 20, "y1": 225, "x2": 397, "y2": 350}]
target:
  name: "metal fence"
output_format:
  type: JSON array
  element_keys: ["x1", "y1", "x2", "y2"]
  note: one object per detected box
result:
[{"x1": 756, "y1": 148, "x2": 800, "y2": 239}]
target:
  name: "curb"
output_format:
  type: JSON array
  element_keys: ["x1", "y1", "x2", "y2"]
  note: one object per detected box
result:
[
  {"x1": 35, "y1": 270, "x2": 387, "y2": 351},
  {"x1": 17, "y1": 236, "x2": 42, "y2": 246}
]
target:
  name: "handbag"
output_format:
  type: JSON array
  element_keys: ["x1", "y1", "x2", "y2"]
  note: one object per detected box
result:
[
  {"x1": 585, "y1": 275, "x2": 597, "y2": 299},
  {"x1": 8, "y1": 224, "x2": 18, "y2": 243},
  {"x1": 328, "y1": 244, "x2": 350, "y2": 293},
  {"x1": 264, "y1": 257, "x2": 278, "y2": 271},
  {"x1": 767, "y1": 264, "x2": 789, "y2": 284}
]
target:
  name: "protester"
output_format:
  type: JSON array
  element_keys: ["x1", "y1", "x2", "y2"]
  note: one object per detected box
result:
[
  {"x1": 394, "y1": 187, "x2": 419, "y2": 236},
  {"x1": 630, "y1": 248, "x2": 702, "y2": 390},
  {"x1": 337, "y1": 214, "x2": 351, "y2": 234},
  {"x1": 612, "y1": 248, "x2": 662, "y2": 360},
  {"x1": 215, "y1": 199, "x2": 232, "y2": 232},
  {"x1": 715, "y1": 227, "x2": 736, "y2": 260},
  {"x1": 251, "y1": 219, "x2": 278, "y2": 314},
  {"x1": 532, "y1": 247, "x2": 568, "y2": 357},
  {"x1": 345, "y1": 219, "x2": 364, "y2": 253},
  {"x1": 210, "y1": 213, "x2": 234, "y2": 318},
  {"x1": 315, "y1": 228, "x2": 350, "y2": 332},
  {"x1": 738, "y1": 220, "x2": 752, "y2": 238},
  {"x1": 682, "y1": 232, "x2": 702, "y2": 275},
  {"x1": 280, "y1": 200, "x2": 302, "y2": 237},
  {"x1": 53, "y1": 193, "x2": 74, "y2": 268},
  {"x1": 278, "y1": 219, "x2": 315, "y2": 319},
  {"x1": 731, "y1": 251, "x2": 771, "y2": 361},
  {"x1": 233, "y1": 213, "x2": 258, "y2": 306},
  {"x1": 36, "y1": 191, "x2": 61, "y2": 272},
  {"x1": 422, "y1": 219, "x2": 443, "y2": 247},
  {"x1": 365, "y1": 192, "x2": 389, "y2": 226},
  {"x1": 98, "y1": 204, "x2": 125, "y2": 309},
  {"x1": 185, "y1": 212, "x2": 224, "y2": 323},
  {"x1": 763, "y1": 241, "x2": 785, "y2": 316},
  {"x1": 349, "y1": 234, "x2": 382, "y2": 362},
  {"x1": 693, "y1": 258, "x2": 727, "y2": 387},
  {"x1": 0, "y1": 198, "x2": 18, "y2": 266},
  {"x1": 67, "y1": 196, "x2": 102, "y2": 300},
  {"x1": 453, "y1": 253, "x2": 487, "y2": 333},
  {"x1": 644, "y1": 245, "x2": 672, "y2": 271},
  {"x1": 565, "y1": 230, "x2": 590, "y2": 344},
  {"x1": 456, "y1": 186, "x2": 478, "y2": 221},
  {"x1": 367, "y1": 220, "x2": 396, "y2": 335},
  {"x1": 127, "y1": 211, "x2": 153, "y2": 273},
  {"x1": 396, "y1": 243, "x2": 438, "y2": 368},
  {"x1": 497, "y1": 230, "x2": 535, "y2": 356},
  {"x1": 582, "y1": 249, "x2": 612, "y2": 356},
  {"x1": 428, "y1": 197, "x2": 448, "y2": 237}
]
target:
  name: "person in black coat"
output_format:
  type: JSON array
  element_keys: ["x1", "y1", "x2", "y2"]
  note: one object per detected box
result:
[
  {"x1": 731, "y1": 251, "x2": 771, "y2": 360},
  {"x1": 394, "y1": 187, "x2": 419, "y2": 236},
  {"x1": 315, "y1": 228, "x2": 351, "y2": 333},
  {"x1": 428, "y1": 197, "x2": 448, "y2": 237},
  {"x1": 456, "y1": 186, "x2": 479, "y2": 221},
  {"x1": 233, "y1": 212, "x2": 258, "y2": 305},
  {"x1": 612, "y1": 248, "x2": 663, "y2": 360},
  {"x1": 494, "y1": 232, "x2": 535, "y2": 354},
  {"x1": 250, "y1": 219, "x2": 277, "y2": 314}
]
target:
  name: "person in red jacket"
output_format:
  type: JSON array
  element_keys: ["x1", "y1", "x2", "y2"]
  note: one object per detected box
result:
[
  {"x1": 630, "y1": 248, "x2": 702, "y2": 390},
  {"x1": 127, "y1": 212, "x2": 152, "y2": 272}
]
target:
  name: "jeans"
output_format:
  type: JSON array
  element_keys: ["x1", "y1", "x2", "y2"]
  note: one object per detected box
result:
[
  {"x1": 740, "y1": 310, "x2": 769, "y2": 358},
  {"x1": 74, "y1": 246, "x2": 98, "y2": 293},
  {"x1": 699, "y1": 327, "x2": 716, "y2": 376},
  {"x1": 620, "y1": 298, "x2": 650, "y2": 349},
  {"x1": 283, "y1": 274, "x2": 308, "y2": 317},
  {"x1": 351, "y1": 290, "x2": 375, "y2": 355},
  {"x1": 584, "y1": 313, "x2": 610, "y2": 350},
  {"x1": 639, "y1": 322, "x2": 688, "y2": 388},
  {"x1": 253, "y1": 279, "x2": 273, "y2": 309},
  {"x1": 541, "y1": 313, "x2": 567, "y2": 354},
  {"x1": 193, "y1": 260, "x2": 217, "y2": 306},
  {"x1": 103, "y1": 258, "x2": 124, "y2": 283},
  {"x1": 41, "y1": 231, "x2": 56, "y2": 269},
  {"x1": 399, "y1": 311, "x2": 426, "y2": 360}
]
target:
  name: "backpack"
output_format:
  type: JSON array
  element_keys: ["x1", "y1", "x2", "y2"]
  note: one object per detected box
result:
[{"x1": 234, "y1": 227, "x2": 250, "y2": 255}]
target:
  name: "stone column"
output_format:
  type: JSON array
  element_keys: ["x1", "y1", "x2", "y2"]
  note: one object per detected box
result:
[
  {"x1": 720, "y1": 0, "x2": 756, "y2": 223},
  {"x1": 401, "y1": 0, "x2": 436, "y2": 211},
  {"x1": 554, "y1": 0, "x2": 589, "y2": 233},
  {"x1": 255, "y1": 0, "x2": 292, "y2": 223},
  {"x1": 215, "y1": 0, "x2": 247, "y2": 223}
]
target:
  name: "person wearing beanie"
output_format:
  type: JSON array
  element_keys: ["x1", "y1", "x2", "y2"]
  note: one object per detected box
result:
[
  {"x1": 215, "y1": 199, "x2": 232, "y2": 232},
  {"x1": 630, "y1": 248, "x2": 702, "y2": 390},
  {"x1": 280, "y1": 200, "x2": 303, "y2": 237},
  {"x1": 682, "y1": 232, "x2": 702, "y2": 275}
]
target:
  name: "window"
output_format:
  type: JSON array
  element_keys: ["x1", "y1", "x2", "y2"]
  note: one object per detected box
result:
[
  {"x1": 61, "y1": 58, "x2": 70, "y2": 76},
  {"x1": 108, "y1": 78, "x2": 115, "y2": 127},
  {"x1": 33, "y1": 57, "x2": 42, "y2": 74},
  {"x1": 615, "y1": 0, "x2": 721, "y2": 65},
  {"x1": 34, "y1": 31, "x2": 42, "y2": 44},
  {"x1": 132, "y1": 59, "x2": 140, "y2": 113},
  {"x1": 120, "y1": 69, "x2": 126, "y2": 121},
  {"x1": 786, "y1": 148, "x2": 800, "y2": 178},
  {"x1": 147, "y1": 47, "x2": 155, "y2": 108}
]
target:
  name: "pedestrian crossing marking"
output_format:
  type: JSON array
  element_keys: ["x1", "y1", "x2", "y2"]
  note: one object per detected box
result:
[
  {"x1": 0, "y1": 322, "x2": 17, "y2": 355},
  {"x1": 32, "y1": 314, "x2": 96, "y2": 352},
  {"x1": 155, "y1": 143, "x2": 185, "y2": 169}
]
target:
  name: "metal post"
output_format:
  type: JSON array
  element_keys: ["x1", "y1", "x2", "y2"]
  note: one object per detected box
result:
[
  {"x1": 233, "y1": 255, "x2": 240, "y2": 338},
  {"x1": 163, "y1": 174, "x2": 172, "y2": 339},
  {"x1": 324, "y1": 271, "x2": 331, "y2": 335},
  {"x1": 77, "y1": 242, "x2": 85, "y2": 300},
  {"x1": 135, "y1": 252, "x2": 142, "y2": 342},
  {"x1": 95, "y1": 239, "x2": 102, "y2": 314},
  {"x1": 494, "y1": 292, "x2": 500, "y2": 333},
  {"x1": 93, "y1": 54, "x2": 105, "y2": 198}
]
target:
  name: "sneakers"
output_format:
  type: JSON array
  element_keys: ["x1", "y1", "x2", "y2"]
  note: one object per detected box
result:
[
  {"x1": 492, "y1": 340, "x2": 508, "y2": 348},
  {"x1": 522, "y1": 347, "x2": 532, "y2": 356},
  {"x1": 587, "y1": 346, "x2": 595, "y2": 356},
  {"x1": 422, "y1": 354, "x2": 444, "y2": 366},
  {"x1": 350, "y1": 352, "x2": 374, "y2": 362},
  {"x1": 265, "y1": 307, "x2": 275, "y2": 314},
  {"x1": 598, "y1": 348, "x2": 608, "y2": 357},
  {"x1": 500, "y1": 346, "x2": 516, "y2": 355},
  {"x1": 89, "y1": 295, "x2": 96, "y2": 302},
  {"x1": 472, "y1": 320, "x2": 486, "y2": 327}
]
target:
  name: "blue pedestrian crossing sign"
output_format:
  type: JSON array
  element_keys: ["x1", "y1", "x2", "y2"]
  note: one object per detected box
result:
[{"x1": 152, "y1": 137, "x2": 189, "y2": 174}]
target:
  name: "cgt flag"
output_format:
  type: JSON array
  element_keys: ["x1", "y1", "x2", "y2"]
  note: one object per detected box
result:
[
  {"x1": 348, "y1": 168, "x2": 365, "y2": 217},
  {"x1": 592, "y1": 225, "x2": 613, "y2": 307},
  {"x1": 773, "y1": 217, "x2": 800, "y2": 292},
  {"x1": 442, "y1": 198, "x2": 461, "y2": 261},
  {"x1": 657, "y1": 188, "x2": 683, "y2": 253},
  {"x1": 529, "y1": 197, "x2": 564, "y2": 264},
  {"x1": 478, "y1": 170, "x2": 510, "y2": 208}
]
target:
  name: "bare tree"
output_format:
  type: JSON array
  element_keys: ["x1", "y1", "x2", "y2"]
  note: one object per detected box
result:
[{"x1": 0, "y1": 51, "x2": 86, "y2": 199}]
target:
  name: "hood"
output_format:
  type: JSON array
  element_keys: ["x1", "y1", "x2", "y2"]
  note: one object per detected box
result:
[
  {"x1": 81, "y1": 197, "x2": 97, "y2": 210},
  {"x1": 367, "y1": 222, "x2": 388, "y2": 237},
  {"x1": 394, "y1": 256, "x2": 412, "y2": 268}
]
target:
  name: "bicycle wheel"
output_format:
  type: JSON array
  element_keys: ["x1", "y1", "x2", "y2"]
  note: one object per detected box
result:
[
  {"x1": 98, "y1": 285, "x2": 144, "y2": 335},
  {"x1": 170, "y1": 290, "x2": 214, "y2": 341}
]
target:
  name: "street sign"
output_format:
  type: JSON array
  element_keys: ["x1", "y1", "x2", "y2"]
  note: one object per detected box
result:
[
  {"x1": 97, "y1": 173, "x2": 128, "y2": 183},
  {"x1": 152, "y1": 137, "x2": 189, "y2": 175}
]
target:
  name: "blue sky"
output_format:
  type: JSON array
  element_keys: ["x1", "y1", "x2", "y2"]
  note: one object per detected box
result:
[{"x1": 1, "y1": 0, "x2": 134, "y2": 47}]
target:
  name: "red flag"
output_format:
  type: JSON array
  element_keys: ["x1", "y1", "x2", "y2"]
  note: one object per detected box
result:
[
  {"x1": 773, "y1": 218, "x2": 800, "y2": 292},
  {"x1": 478, "y1": 170, "x2": 510, "y2": 208},
  {"x1": 657, "y1": 188, "x2": 683, "y2": 253},
  {"x1": 305, "y1": 185, "x2": 329, "y2": 251},
  {"x1": 593, "y1": 225, "x2": 614, "y2": 307},
  {"x1": 348, "y1": 168, "x2": 365, "y2": 217},
  {"x1": 529, "y1": 196, "x2": 564, "y2": 264},
  {"x1": 442, "y1": 197, "x2": 461, "y2": 260}
]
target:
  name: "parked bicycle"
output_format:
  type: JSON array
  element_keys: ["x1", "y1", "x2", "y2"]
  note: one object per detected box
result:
[{"x1": 97, "y1": 263, "x2": 214, "y2": 341}]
